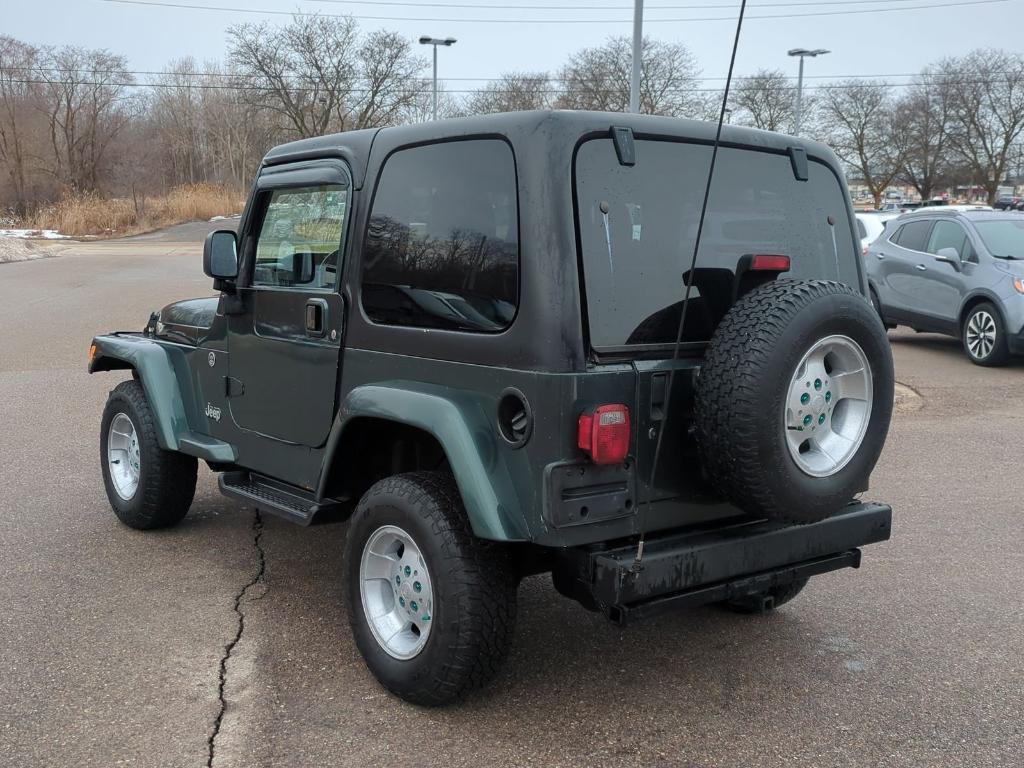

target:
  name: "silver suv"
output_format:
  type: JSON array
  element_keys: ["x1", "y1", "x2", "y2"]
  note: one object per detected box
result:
[{"x1": 866, "y1": 210, "x2": 1024, "y2": 365}]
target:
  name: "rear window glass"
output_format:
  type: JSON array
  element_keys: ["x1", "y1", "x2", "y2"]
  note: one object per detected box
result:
[
  {"x1": 893, "y1": 220, "x2": 932, "y2": 252},
  {"x1": 575, "y1": 139, "x2": 860, "y2": 348},
  {"x1": 361, "y1": 139, "x2": 519, "y2": 333}
]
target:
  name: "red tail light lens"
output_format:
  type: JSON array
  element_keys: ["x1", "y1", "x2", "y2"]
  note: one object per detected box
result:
[
  {"x1": 750, "y1": 254, "x2": 791, "y2": 272},
  {"x1": 577, "y1": 404, "x2": 631, "y2": 465}
]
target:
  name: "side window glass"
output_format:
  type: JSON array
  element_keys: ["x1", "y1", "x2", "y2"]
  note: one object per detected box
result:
[
  {"x1": 926, "y1": 220, "x2": 969, "y2": 260},
  {"x1": 894, "y1": 220, "x2": 932, "y2": 252},
  {"x1": 253, "y1": 185, "x2": 348, "y2": 289},
  {"x1": 361, "y1": 139, "x2": 519, "y2": 333}
]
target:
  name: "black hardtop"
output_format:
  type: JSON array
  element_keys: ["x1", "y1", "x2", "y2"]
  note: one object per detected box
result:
[{"x1": 260, "y1": 110, "x2": 843, "y2": 183}]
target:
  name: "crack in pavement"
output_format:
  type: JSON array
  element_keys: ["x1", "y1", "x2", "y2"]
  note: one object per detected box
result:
[{"x1": 206, "y1": 510, "x2": 266, "y2": 768}]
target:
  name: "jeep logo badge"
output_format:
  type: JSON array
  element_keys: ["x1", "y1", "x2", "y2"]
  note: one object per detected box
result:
[
  {"x1": 205, "y1": 403, "x2": 222, "y2": 422},
  {"x1": 208, "y1": 352, "x2": 216, "y2": 367}
]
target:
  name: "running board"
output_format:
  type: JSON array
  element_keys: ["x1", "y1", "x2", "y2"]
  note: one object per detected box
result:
[{"x1": 218, "y1": 471, "x2": 347, "y2": 526}]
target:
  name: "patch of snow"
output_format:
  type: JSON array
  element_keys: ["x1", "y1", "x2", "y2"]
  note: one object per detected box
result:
[
  {"x1": 208, "y1": 214, "x2": 241, "y2": 222},
  {"x1": 0, "y1": 228, "x2": 70, "y2": 240}
]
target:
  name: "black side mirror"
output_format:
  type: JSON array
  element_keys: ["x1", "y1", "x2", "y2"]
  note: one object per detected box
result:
[{"x1": 203, "y1": 230, "x2": 239, "y2": 280}]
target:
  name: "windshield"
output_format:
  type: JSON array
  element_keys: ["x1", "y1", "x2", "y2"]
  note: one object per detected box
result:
[
  {"x1": 575, "y1": 138, "x2": 860, "y2": 348},
  {"x1": 973, "y1": 219, "x2": 1024, "y2": 258}
]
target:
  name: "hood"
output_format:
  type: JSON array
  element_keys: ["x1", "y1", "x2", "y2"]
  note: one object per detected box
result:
[{"x1": 155, "y1": 297, "x2": 218, "y2": 345}]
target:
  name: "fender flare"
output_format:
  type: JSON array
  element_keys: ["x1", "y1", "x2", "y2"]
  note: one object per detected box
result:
[
  {"x1": 89, "y1": 334, "x2": 236, "y2": 463},
  {"x1": 321, "y1": 382, "x2": 531, "y2": 542}
]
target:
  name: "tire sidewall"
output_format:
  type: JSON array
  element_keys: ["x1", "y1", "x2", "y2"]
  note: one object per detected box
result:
[
  {"x1": 100, "y1": 386, "x2": 150, "y2": 521},
  {"x1": 962, "y1": 302, "x2": 1007, "y2": 366},
  {"x1": 345, "y1": 489, "x2": 461, "y2": 699},
  {"x1": 746, "y1": 290, "x2": 893, "y2": 515}
]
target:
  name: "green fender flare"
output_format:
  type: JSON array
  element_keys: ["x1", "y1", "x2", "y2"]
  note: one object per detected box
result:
[{"x1": 326, "y1": 382, "x2": 531, "y2": 542}]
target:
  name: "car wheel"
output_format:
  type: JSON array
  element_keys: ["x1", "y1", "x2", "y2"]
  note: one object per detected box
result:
[
  {"x1": 962, "y1": 302, "x2": 1010, "y2": 366},
  {"x1": 694, "y1": 280, "x2": 894, "y2": 524},
  {"x1": 100, "y1": 379, "x2": 197, "y2": 529},
  {"x1": 721, "y1": 577, "x2": 809, "y2": 614},
  {"x1": 344, "y1": 471, "x2": 516, "y2": 706}
]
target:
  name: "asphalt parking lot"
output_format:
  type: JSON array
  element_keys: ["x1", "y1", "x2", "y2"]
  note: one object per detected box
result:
[{"x1": 1, "y1": 225, "x2": 1022, "y2": 768}]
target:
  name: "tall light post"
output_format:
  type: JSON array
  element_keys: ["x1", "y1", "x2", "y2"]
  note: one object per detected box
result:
[
  {"x1": 419, "y1": 36, "x2": 457, "y2": 121},
  {"x1": 787, "y1": 47, "x2": 829, "y2": 136},
  {"x1": 629, "y1": 0, "x2": 644, "y2": 113}
]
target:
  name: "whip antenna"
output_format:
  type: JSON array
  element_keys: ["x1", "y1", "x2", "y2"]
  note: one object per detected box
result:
[{"x1": 633, "y1": 0, "x2": 749, "y2": 569}]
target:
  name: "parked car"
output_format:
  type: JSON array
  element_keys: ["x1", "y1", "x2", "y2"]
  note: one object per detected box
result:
[
  {"x1": 866, "y1": 209, "x2": 1024, "y2": 365},
  {"x1": 994, "y1": 195, "x2": 1020, "y2": 211},
  {"x1": 88, "y1": 111, "x2": 895, "y2": 705},
  {"x1": 855, "y1": 211, "x2": 900, "y2": 255}
]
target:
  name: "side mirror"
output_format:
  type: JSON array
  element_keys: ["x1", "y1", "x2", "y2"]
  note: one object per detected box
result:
[
  {"x1": 291, "y1": 251, "x2": 315, "y2": 285},
  {"x1": 203, "y1": 230, "x2": 239, "y2": 280},
  {"x1": 934, "y1": 247, "x2": 962, "y2": 271}
]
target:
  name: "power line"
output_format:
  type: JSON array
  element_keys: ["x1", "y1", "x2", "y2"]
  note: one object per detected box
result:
[
  {"x1": 302, "y1": 0, "x2": 956, "y2": 9},
  {"x1": 98, "y1": 0, "x2": 1010, "y2": 24}
]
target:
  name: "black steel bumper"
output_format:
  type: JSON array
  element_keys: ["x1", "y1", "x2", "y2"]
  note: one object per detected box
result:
[{"x1": 563, "y1": 502, "x2": 892, "y2": 624}]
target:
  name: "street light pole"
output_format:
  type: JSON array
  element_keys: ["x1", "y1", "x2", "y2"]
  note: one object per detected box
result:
[
  {"x1": 787, "y1": 47, "x2": 829, "y2": 136},
  {"x1": 629, "y1": 0, "x2": 644, "y2": 113},
  {"x1": 418, "y1": 36, "x2": 457, "y2": 121}
]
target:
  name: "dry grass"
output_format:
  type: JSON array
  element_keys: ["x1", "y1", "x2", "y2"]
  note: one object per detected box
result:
[{"x1": 26, "y1": 184, "x2": 246, "y2": 238}]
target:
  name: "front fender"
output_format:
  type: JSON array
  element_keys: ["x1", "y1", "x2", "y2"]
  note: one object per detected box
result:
[
  {"x1": 326, "y1": 382, "x2": 531, "y2": 542},
  {"x1": 89, "y1": 334, "x2": 236, "y2": 463}
]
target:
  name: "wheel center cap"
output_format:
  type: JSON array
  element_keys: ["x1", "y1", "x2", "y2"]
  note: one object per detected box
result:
[{"x1": 812, "y1": 394, "x2": 825, "y2": 410}]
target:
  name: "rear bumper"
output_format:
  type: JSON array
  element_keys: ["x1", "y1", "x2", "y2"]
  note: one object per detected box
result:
[{"x1": 560, "y1": 502, "x2": 892, "y2": 624}]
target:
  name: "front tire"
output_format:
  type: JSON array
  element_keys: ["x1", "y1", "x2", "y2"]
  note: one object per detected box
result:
[
  {"x1": 344, "y1": 471, "x2": 516, "y2": 706},
  {"x1": 962, "y1": 302, "x2": 1010, "y2": 366},
  {"x1": 100, "y1": 379, "x2": 197, "y2": 529}
]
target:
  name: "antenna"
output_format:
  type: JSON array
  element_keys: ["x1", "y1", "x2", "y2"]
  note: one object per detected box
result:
[{"x1": 633, "y1": 0, "x2": 750, "y2": 569}]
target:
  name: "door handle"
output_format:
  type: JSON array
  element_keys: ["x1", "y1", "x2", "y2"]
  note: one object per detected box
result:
[
  {"x1": 876, "y1": 253, "x2": 885, "y2": 260},
  {"x1": 305, "y1": 298, "x2": 328, "y2": 336},
  {"x1": 915, "y1": 264, "x2": 927, "y2": 271}
]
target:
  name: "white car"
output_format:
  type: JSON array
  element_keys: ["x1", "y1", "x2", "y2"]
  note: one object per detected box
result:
[{"x1": 855, "y1": 211, "x2": 900, "y2": 255}]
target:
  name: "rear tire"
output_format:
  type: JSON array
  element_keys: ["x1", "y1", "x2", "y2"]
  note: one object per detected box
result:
[
  {"x1": 961, "y1": 302, "x2": 1010, "y2": 367},
  {"x1": 100, "y1": 379, "x2": 197, "y2": 530},
  {"x1": 694, "y1": 280, "x2": 894, "y2": 524},
  {"x1": 344, "y1": 471, "x2": 516, "y2": 706}
]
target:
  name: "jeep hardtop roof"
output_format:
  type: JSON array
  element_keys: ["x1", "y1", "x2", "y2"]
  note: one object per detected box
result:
[{"x1": 260, "y1": 110, "x2": 842, "y2": 185}]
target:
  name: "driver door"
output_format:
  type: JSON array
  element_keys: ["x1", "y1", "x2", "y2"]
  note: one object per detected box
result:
[{"x1": 226, "y1": 160, "x2": 350, "y2": 451}]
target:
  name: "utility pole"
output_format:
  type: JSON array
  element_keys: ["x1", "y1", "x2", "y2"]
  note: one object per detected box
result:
[
  {"x1": 629, "y1": 0, "x2": 643, "y2": 113},
  {"x1": 787, "y1": 47, "x2": 829, "y2": 136},
  {"x1": 418, "y1": 36, "x2": 457, "y2": 121}
]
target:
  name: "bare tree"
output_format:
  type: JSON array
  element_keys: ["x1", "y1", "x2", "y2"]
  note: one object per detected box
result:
[
  {"x1": 893, "y1": 68, "x2": 954, "y2": 201},
  {"x1": 0, "y1": 36, "x2": 41, "y2": 213},
  {"x1": 819, "y1": 80, "x2": 903, "y2": 208},
  {"x1": 36, "y1": 46, "x2": 136, "y2": 192},
  {"x1": 732, "y1": 69, "x2": 796, "y2": 132},
  {"x1": 466, "y1": 72, "x2": 552, "y2": 115},
  {"x1": 228, "y1": 14, "x2": 423, "y2": 139},
  {"x1": 943, "y1": 50, "x2": 1024, "y2": 204},
  {"x1": 556, "y1": 36, "x2": 702, "y2": 116}
]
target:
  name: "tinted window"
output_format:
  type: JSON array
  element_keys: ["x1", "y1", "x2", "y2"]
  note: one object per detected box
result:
[
  {"x1": 361, "y1": 140, "x2": 518, "y2": 332},
  {"x1": 893, "y1": 220, "x2": 932, "y2": 252},
  {"x1": 253, "y1": 185, "x2": 348, "y2": 289},
  {"x1": 926, "y1": 220, "x2": 972, "y2": 260},
  {"x1": 575, "y1": 139, "x2": 860, "y2": 347}
]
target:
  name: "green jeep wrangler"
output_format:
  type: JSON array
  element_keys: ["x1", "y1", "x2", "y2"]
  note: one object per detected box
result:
[{"x1": 89, "y1": 111, "x2": 894, "y2": 706}]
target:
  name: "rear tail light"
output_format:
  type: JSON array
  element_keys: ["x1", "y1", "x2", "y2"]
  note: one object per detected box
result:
[
  {"x1": 577, "y1": 404, "x2": 631, "y2": 465},
  {"x1": 749, "y1": 254, "x2": 791, "y2": 272},
  {"x1": 862, "y1": 244, "x2": 869, "y2": 256}
]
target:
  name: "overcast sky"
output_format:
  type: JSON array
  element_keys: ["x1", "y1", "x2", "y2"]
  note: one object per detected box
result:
[{"x1": 5, "y1": 0, "x2": 1022, "y2": 94}]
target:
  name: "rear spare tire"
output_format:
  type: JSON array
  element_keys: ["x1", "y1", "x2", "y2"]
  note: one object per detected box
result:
[{"x1": 694, "y1": 279, "x2": 893, "y2": 524}]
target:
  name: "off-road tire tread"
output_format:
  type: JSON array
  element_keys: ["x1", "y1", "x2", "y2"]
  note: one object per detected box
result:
[
  {"x1": 102, "y1": 379, "x2": 197, "y2": 529},
  {"x1": 346, "y1": 471, "x2": 516, "y2": 706},
  {"x1": 694, "y1": 279, "x2": 886, "y2": 523}
]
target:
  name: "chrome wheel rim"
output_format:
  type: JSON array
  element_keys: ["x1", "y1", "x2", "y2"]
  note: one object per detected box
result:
[
  {"x1": 966, "y1": 310, "x2": 997, "y2": 360},
  {"x1": 107, "y1": 413, "x2": 141, "y2": 500},
  {"x1": 359, "y1": 525, "x2": 434, "y2": 660},
  {"x1": 784, "y1": 335, "x2": 873, "y2": 478}
]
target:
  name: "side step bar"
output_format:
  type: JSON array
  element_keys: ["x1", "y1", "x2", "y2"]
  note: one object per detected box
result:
[{"x1": 219, "y1": 471, "x2": 348, "y2": 526}]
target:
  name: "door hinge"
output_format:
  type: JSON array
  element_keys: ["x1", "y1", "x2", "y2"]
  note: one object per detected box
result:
[{"x1": 225, "y1": 376, "x2": 245, "y2": 397}]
